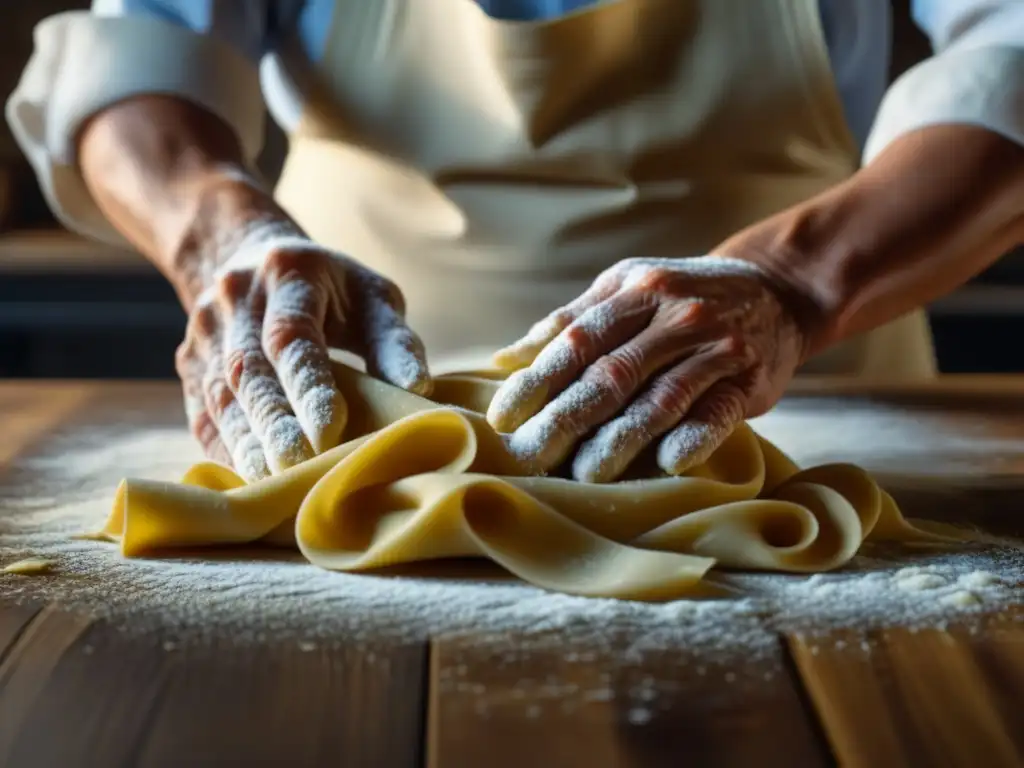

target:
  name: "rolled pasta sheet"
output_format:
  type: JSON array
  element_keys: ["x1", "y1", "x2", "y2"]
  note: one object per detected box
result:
[{"x1": 99, "y1": 363, "x2": 952, "y2": 600}]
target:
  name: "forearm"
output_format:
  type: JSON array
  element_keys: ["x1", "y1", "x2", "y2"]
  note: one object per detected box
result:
[
  {"x1": 77, "y1": 95, "x2": 298, "y2": 309},
  {"x1": 719, "y1": 125, "x2": 1024, "y2": 357}
]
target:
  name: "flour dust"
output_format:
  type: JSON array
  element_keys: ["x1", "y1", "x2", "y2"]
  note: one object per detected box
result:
[{"x1": 0, "y1": 426, "x2": 1021, "y2": 668}]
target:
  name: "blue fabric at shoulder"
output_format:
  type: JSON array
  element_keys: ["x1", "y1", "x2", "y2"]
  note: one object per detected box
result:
[
  {"x1": 91, "y1": 0, "x2": 273, "y2": 61},
  {"x1": 910, "y1": 0, "x2": 1024, "y2": 49},
  {"x1": 476, "y1": 0, "x2": 598, "y2": 21}
]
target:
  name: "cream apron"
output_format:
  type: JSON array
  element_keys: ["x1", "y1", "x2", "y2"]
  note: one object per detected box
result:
[{"x1": 273, "y1": 0, "x2": 937, "y2": 378}]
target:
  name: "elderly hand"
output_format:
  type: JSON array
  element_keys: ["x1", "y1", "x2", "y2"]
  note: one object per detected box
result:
[
  {"x1": 486, "y1": 256, "x2": 807, "y2": 482},
  {"x1": 176, "y1": 223, "x2": 431, "y2": 481}
]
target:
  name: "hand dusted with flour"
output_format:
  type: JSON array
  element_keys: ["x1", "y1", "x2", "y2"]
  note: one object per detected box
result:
[
  {"x1": 177, "y1": 221, "x2": 432, "y2": 480},
  {"x1": 74, "y1": 96, "x2": 432, "y2": 483},
  {"x1": 488, "y1": 257, "x2": 806, "y2": 483}
]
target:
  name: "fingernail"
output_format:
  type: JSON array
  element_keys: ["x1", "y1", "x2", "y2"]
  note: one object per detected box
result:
[
  {"x1": 504, "y1": 416, "x2": 557, "y2": 467},
  {"x1": 573, "y1": 425, "x2": 633, "y2": 483},
  {"x1": 300, "y1": 385, "x2": 348, "y2": 453},
  {"x1": 407, "y1": 372, "x2": 434, "y2": 397},
  {"x1": 492, "y1": 343, "x2": 535, "y2": 371},
  {"x1": 657, "y1": 423, "x2": 716, "y2": 475},
  {"x1": 378, "y1": 349, "x2": 432, "y2": 397},
  {"x1": 486, "y1": 372, "x2": 549, "y2": 433},
  {"x1": 233, "y1": 437, "x2": 271, "y2": 482},
  {"x1": 264, "y1": 417, "x2": 315, "y2": 472}
]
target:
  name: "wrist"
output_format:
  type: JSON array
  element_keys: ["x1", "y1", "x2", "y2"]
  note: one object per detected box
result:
[
  {"x1": 163, "y1": 167, "x2": 304, "y2": 309},
  {"x1": 717, "y1": 126, "x2": 1024, "y2": 361},
  {"x1": 713, "y1": 190, "x2": 856, "y2": 361}
]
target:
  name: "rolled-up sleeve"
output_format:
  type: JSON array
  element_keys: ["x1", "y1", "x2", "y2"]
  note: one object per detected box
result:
[
  {"x1": 863, "y1": 0, "x2": 1024, "y2": 163},
  {"x1": 5, "y1": 1, "x2": 271, "y2": 245}
]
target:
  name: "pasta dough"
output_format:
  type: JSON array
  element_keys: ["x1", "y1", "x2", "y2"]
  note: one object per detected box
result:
[
  {"x1": 98, "y1": 363, "x2": 945, "y2": 601},
  {"x1": 2, "y1": 557, "x2": 55, "y2": 575}
]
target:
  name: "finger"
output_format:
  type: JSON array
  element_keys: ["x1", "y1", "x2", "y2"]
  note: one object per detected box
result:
[
  {"x1": 177, "y1": 324, "x2": 231, "y2": 465},
  {"x1": 217, "y1": 271, "x2": 315, "y2": 472},
  {"x1": 571, "y1": 340, "x2": 750, "y2": 483},
  {"x1": 656, "y1": 373, "x2": 753, "y2": 475},
  {"x1": 218, "y1": 399, "x2": 272, "y2": 481},
  {"x1": 506, "y1": 319, "x2": 740, "y2": 476},
  {"x1": 202, "y1": 352, "x2": 270, "y2": 482},
  {"x1": 262, "y1": 266, "x2": 349, "y2": 453},
  {"x1": 183, "y1": 387, "x2": 231, "y2": 466},
  {"x1": 502, "y1": 319, "x2": 702, "y2": 472},
  {"x1": 491, "y1": 268, "x2": 625, "y2": 370},
  {"x1": 487, "y1": 289, "x2": 657, "y2": 433},
  {"x1": 356, "y1": 277, "x2": 432, "y2": 396}
]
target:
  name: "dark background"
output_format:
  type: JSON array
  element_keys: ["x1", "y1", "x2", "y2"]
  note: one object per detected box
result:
[{"x1": 0, "y1": 1, "x2": 1020, "y2": 380}]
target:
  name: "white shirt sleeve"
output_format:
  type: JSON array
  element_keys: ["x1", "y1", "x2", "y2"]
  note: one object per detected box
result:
[
  {"x1": 4, "y1": 1, "x2": 272, "y2": 246},
  {"x1": 864, "y1": 0, "x2": 1024, "y2": 163}
]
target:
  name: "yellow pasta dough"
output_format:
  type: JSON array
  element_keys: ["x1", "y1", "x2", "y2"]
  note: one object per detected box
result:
[
  {"x1": 3, "y1": 557, "x2": 55, "y2": 576},
  {"x1": 99, "y1": 363, "x2": 946, "y2": 600}
]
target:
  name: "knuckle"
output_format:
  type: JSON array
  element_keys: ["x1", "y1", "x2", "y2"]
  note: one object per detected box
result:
[
  {"x1": 716, "y1": 332, "x2": 751, "y2": 360},
  {"x1": 192, "y1": 413, "x2": 220, "y2": 450},
  {"x1": 224, "y1": 343, "x2": 273, "y2": 392},
  {"x1": 548, "y1": 308, "x2": 575, "y2": 329},
  {"x1": 660, "y1": 300, "x2": 705, "y2": 330},
  {"x1": 263, "y1": 247, "x2": 306, "y2": 277},
  {"x1": 561, "y1": 325, "x2": 592, "y2": 358},
  {"x1": 262, "y1": 247, "x2": 325, "y2": 283},
  {"x1": 214, "y1": 269, "x2": 254, "y2": 305},
  {"x1": 588, "y1": 347, "x2": 644, "y2": 395},
  {"x1": 188, "y1": 301, "x2": 219, "y2": 338},
  {"x1": 576, "y1": 302, "x2": 621, "y2": 338},
  {"x1": 361, "y1": 272, "x2": 404, "y2": 310},
  {"x1": 545, "y1": 333, "x2": 591, "y2": 373},
  {"x1": 634, "y1": 266, "x2": 676, "y2": 293},
  {"x1": 203, "y1": 375, "x2": 235, "y2": 417},
  {"x1": 269, "y1": 278, "x2": 330, "y2": 324},
  {"x1": 614, "y1": 257, "x2": 643, "y2": 275},
  {"x1": 387, "y1": 285, "x2": 407, "y2": 315},
  {"x1": 647, "y1": 374, "x2": 696, "y2": 417},
  {"x1": 262, "y1": 316, "x2": 308, "y2": 361},
  {"x1": 223, "y1": 347, "x2": 248, "y2": 392},
  {"x1": 174, "y1": 341, "x2": 196, "y2": 378},
  {"x1": 701, "y1": 383, "x2": 747, "y2": 424}
]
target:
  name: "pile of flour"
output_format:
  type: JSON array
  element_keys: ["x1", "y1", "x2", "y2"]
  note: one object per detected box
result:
[{"x1": 0, "y1": 425, "x2": 1021, "y2": 663}]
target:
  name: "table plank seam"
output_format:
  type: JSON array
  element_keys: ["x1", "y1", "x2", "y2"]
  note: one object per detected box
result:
[
  {"x1": 778, "y1": 632, "x2": 840, "y2": 768},
  {"x1": 0, "y1": 603, "x2": 47, "y2": 676}
]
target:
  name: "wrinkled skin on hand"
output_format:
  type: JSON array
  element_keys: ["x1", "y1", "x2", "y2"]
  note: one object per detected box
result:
[
  {"x1": 176, "y1": 225, "x2": 431, "y2": 481},
  {"x1": 486, "y1": 256, "x2": 807, "y2": 483}
]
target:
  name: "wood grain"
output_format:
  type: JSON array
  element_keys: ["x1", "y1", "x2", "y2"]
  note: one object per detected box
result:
[
  {"x1": 787, "y1": 619, "x2": 1024, "y2": 768},
  {"x1": 0, "y1": 605, "x2": 94, "y2": 764},
  {"x1": 428, "y1": 633, "x2": 830, "y2": 768},
  {"x1": 0, "y1": 385, "x2": 93, "y2": 467},
  {"x1": 135, "y1": 638, "x2": 427, "y2": 768},
  {"x1": 2, "y1": 379, "x2": 1024, "y2": 765},
  {"x1": 753, "y1": 382, "x2": 1024, "y2": 535},
  {"x1": 0, "y1": 610, "x2": 428, "y2": 768},
  {"x1": 0, "y1": 602, "x2": 42, "y2": 666},
  {"x1": 0, "y1": 614, "x2": 167, "y2": 768}
]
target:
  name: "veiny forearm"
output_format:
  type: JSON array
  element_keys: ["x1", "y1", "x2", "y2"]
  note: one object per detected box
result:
[
  {"x1": 77, "y1": 95, "x2": 298, "y2": 309},
  {"x1": 719, "y1": 125, "x2": 1024, "y2": 357}
]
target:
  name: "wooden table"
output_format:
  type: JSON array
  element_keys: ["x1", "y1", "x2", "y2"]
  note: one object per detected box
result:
[{"x1": 0, "y1": 378, "x2": 1022, "y2": 768}]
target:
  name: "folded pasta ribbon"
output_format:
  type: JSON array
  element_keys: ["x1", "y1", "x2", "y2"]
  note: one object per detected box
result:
[{"x1": 98, "y1": 363, "x2": 945, "y2": 600}]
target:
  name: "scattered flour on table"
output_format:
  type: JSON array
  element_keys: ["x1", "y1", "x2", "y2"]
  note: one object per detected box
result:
[
  {"x1": 0, "y1": 427, "x2": 1021, "y2": 668},
  {"x1": 751, "y1": 400, "x2": 1024, "y2": 475}
]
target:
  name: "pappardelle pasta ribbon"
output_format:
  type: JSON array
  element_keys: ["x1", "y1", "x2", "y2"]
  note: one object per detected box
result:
[{"x1": 99, "y1": 363, "x2": 943, "y2": 600}]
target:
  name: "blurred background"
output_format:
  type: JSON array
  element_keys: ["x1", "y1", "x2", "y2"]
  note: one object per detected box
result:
[{"x1": 0, "y1": 0, "x2": 1021, "y2": 380}]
